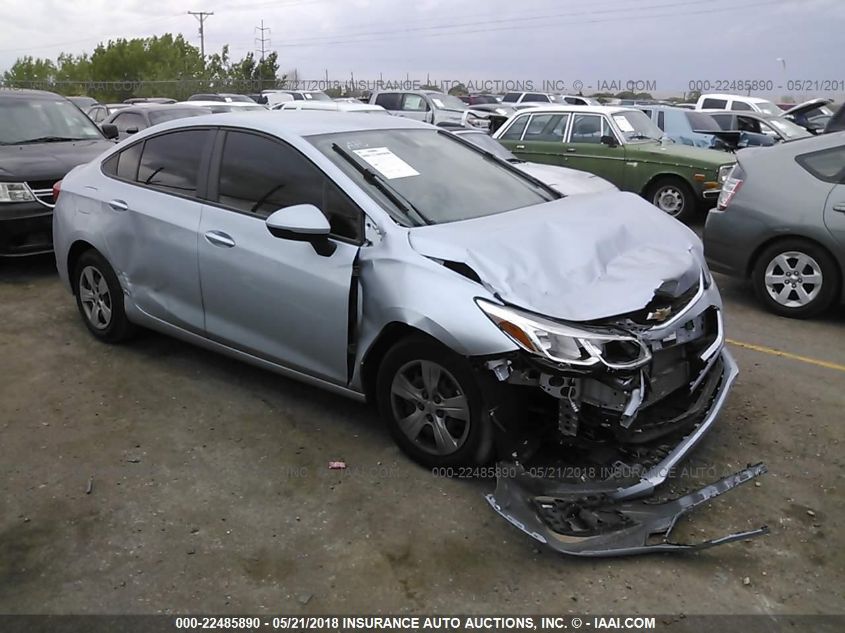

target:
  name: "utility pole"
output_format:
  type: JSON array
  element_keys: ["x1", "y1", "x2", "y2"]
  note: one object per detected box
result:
[
  {"x1": 188, "y1": 11, "x2": 214, "y2": 60},
  {"x1": 255, "y1": 20, "x2": 271, "y2": 62}
]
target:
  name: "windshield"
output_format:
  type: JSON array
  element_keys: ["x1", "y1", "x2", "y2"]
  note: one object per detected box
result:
[
  {"x1": 611, "y1": 110, "x2": 663, "y2": 141},
  {"x1": 755, "y1": 101, "x2": 782, "y2": 116},
  {"x1": 149, "y1": 108, "x2": 209, "y2": 125},
  {"x1": 223, "y1": 94, "x2": 255, "y2": 103},
  {"x1": 0, "y1": 97, "x2": 104, "y2": 144},
  {"x1": 310, "y1": 128, "x2": 555, "y2": 226},
  {"x1": 455, "y1": 131, "x2": 516, "y2": 160},
  {"x1": 303, "y1": 92, "x2": 332, "y2": 101},
  {"x1": 767, "y1": 117, "x2": 811, "y2": 139},
  {"x1": 428, "y1": 93, "x2": 469, "y2": 111},
  {"x1": 685, "y1": 112, "x2": 721, "y2": 131},
  {"x1": 208, "y1": 104, "x2": 265, "y2": 113}
]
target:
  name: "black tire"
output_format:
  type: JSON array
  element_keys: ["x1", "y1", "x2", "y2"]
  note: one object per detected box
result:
[
  {"x1": 73, "y1": 249, "x2": 136, "y2": 342},
  {"x1": 751, "y1": 239, "x2": 840, "y2": 319},
  {"x1": 646, "y1": 177, "x2": 697, "y2": 223},
  {"x1": 376, "y1": 336, "x2": 493, "y2": 468}
]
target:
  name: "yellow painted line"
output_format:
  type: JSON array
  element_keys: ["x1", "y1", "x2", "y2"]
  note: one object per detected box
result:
[{"x1": 727, "y1": 338, "x2": 845, "y2": 373}]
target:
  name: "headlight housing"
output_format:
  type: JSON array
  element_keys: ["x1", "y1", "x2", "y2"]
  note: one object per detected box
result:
[
  {"x1": 0, "y1": 182, "x2": 35, "y2": 203},
  {"x1": 476, "y1": 299, "x2": 651, "y2": 369}
]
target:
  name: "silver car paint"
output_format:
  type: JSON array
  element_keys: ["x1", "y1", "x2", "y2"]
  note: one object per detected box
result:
[
  {"x1": 409, "y1": 192, "x2": 706, "y2": 322},
  {"x1": 55, "y1": 111, "x2": 717, "y2": 398},
  {"x1": 513, "y1": 161, "x2": 618, "y2": 195}
]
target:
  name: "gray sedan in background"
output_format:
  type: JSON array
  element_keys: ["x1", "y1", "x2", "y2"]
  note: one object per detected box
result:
[
  {"x1": 52, "y1": 111, "x2": 757, "y2": 555},
  {"x1": 704, "y1": 132, "x2": 845, "y2": 318}
]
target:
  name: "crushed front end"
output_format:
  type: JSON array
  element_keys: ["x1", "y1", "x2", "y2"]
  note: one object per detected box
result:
[{"x1": 475, "y1": 272, "x2": 768, "y2": 556}]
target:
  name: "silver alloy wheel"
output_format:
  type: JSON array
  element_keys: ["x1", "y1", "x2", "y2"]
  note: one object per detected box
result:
[
  {"x1": 653, "y1": 185, "x2": 685, "y2": 216},
  {"x1": 764, "y1": 250, "x2": 823, "y2": 308},
  {"x1": 390, "y1": 359, "x2": 471, "y2": 456},
  {"x1": 79, "y1": 265, "x2": 113, "y2": 330}
]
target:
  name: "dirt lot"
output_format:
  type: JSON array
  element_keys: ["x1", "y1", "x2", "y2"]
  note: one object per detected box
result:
[{"x1": 1, "y1": 253, "x2": 843, "y2": 616}]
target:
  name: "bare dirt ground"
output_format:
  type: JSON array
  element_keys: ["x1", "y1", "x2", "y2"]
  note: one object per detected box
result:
[{"x1": 1, "y1": 254, "x2": 843, "y2": 616}]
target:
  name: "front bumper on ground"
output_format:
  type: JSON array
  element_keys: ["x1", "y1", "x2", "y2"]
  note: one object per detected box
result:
[
  {"x1": 0, "y1": 204, "x2": 53, "y2": 256},
  {"x1": 485, "y1": 349, "x2": 768, "y2": 556}
]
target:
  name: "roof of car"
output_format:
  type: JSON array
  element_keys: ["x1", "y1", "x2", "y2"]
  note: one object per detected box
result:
[
  {"x1": 508, "y1": 104, "x2": 636, "y2": 115},
  {"x1": 699, "y1": 93, "x2": 773, "y2": 104},
  {"x1": 0, "y1": 88, "x2": 67, "y2": 100},
  {"x1": 144, "y1": 110, "x2": 432, "y2": 138}
]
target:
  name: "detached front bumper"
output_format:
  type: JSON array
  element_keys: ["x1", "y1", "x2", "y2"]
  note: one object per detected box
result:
[{"x1": 485, "y1": 349, "x2": 767, "y2": 556}]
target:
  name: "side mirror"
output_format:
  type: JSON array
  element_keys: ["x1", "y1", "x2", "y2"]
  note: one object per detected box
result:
[
  {"x1": 600, "y1": 135, "x2": 619, "y2": 148},
  {"x1": 265, "y1": 204, "x2": 336, "y2": 257},
  {"x1": 101, "y1": 123, "x2": 119, "y2": 140}
]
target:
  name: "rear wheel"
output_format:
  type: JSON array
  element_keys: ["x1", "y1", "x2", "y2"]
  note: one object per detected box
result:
[
  {"x1": 752, "y1": 239, "x2": 839, "y2": 319},
  {"x1": 646, "y1": 177, "x2": 697, "y2": 223},
  {"x1": 74, "y1": 250, "x2": 136, "y2": 342},
  {"x1": 376, "y1": 336, "x2": 493, "y2": 468}
]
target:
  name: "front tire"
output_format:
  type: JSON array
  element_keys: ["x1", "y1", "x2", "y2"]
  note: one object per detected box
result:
[
  {"x1": 376, "y1": 336, "x2": 493, "y2": 468},
  {"x1": 751, "y1": 239, "x2": 839, "y2": 319},
  {"x1": 646, "y1": 177, "x2": 697, "y2": 223},
  {"x1": 74, "y1": 250, "x2": 136, "y2": 342}
]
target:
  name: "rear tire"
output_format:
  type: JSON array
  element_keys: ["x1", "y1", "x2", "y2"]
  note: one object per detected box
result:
[
  {"x1": 376, "y1": 336, "x2": 493, "y2": 469},
  {"x1": 752, "y1": 239, "x2": 839, "y2": 319},
  {"x1": 74, "y1": 250, "x2": 136, "y2": 343},
  {"x1": 646, "y1": 177, "x2": 697, "y2": 223}
]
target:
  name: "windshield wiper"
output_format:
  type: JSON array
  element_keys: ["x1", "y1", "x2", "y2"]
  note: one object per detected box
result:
[
  {"x1": 331, "y1": 143, "x2": 432, "y2": 226},
  {"x1": 441, "y1": 129, "x2": 562, "y2": 199},
  {"x1": 11, "y1": 136, "x2": 89, "y2": 144}
]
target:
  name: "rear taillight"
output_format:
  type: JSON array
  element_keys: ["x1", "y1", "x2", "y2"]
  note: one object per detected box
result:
[
  {"x1": 717, "y1": 165, "x2": 745, "y2": 210},
  {"x1": 52, "y1": 180, "x2": 62, "y2": 202}
]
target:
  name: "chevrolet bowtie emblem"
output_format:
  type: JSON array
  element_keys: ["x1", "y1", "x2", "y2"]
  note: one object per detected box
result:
[{"x1": 647, "y1": 306, "x2": 673, "y2": 322}]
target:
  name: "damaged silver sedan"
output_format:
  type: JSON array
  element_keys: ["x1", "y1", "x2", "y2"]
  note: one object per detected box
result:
[{"x1": 53, "y1": 112, "x2": 765, "y2": 556}]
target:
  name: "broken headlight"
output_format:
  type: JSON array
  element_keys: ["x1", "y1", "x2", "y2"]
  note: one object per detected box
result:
[
  {"x1": 0, "y1": 182, "x2": 35, "y2": 203},
  {"x1": 476, "y1": 299, "x2": 651, "y2": 369}
]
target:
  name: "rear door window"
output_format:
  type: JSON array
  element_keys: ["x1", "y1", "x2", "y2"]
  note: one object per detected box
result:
[
  {"x1": 523, "y1": 113, "x2": 569, "y2": 142},
  {"x1": 702, "y1": 98, "x2": 728, "y2": 109},
  {"x1": 136, "y1": 130, "x2": 212, "y2": 197},
  {"x1": 374, "y1": 93, "x2": 402, "y2": 110}
]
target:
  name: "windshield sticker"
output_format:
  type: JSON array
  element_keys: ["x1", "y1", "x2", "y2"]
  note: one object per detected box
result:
[
  {"x1": 353, "y1": 147, "x2": 420, "y2": 179},
  {"x1": 431, "y1": 98, "x2": 445, "y2": 109},
  {"x1": 613, "y1": 115, "x2": 635, "y2": 132}
]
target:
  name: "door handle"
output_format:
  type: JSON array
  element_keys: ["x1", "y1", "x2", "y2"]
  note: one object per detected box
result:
[
  {"x1": 832, "y1": 203, "x2": 845, "y2": 213},
  {"x1": 515, "y1": 144, "x2": 525, "y2": 150},
  {"x1": 566, "y1": 148, "x2": 577, "y2": 153},
  {"x1": 108, "y1": 199, "x2": 128, "y2": 212},
  {"x1": 204, "y1": 230, "x2": 236, "y2": 248}
]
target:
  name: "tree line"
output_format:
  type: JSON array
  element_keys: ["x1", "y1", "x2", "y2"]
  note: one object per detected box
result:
[{"x1": 1, "y1": 34, "x2": 285, "y2": 101}]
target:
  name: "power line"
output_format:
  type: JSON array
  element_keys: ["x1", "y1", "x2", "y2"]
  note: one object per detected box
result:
[
  {"x1": 255, "y1": 20, "x2": 271, "y2": 62},
  {"x1": 267, "y1": 0, "x2": 788, "y2": 48},
  {"x1": 187, "y1": 10, "x2": 214, "y2": 60}
]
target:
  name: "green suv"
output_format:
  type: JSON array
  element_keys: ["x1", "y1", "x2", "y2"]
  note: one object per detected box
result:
[{"x1": 493, "y1": 106, "x2": 735, "y2": 222}]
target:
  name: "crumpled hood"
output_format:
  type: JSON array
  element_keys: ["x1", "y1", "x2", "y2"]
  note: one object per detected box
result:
[
  {"x1": 514, "y1": 162, "x2": 618, "y2": 195},
  {"x1": 408, "y1": 191, "x2": 704, "y2": 322},
  {"x1": 0, "y1": 139, "x2": 113, "y2": 181}
]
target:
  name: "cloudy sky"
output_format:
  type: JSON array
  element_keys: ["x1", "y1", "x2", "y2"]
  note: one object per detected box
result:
[{"x1": 1, "y1": 0, "x2": 843, "y2": 97}]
